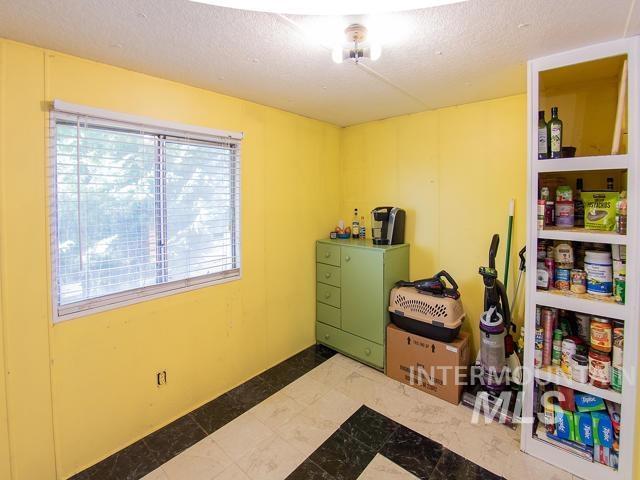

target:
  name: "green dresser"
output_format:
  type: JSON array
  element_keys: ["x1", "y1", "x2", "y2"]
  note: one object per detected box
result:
[{"x1": 315, "y1": 238, "x2": 409, "y2": 370}]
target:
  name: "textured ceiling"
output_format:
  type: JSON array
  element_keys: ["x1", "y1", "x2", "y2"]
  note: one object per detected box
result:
[{"x1": 0, "y1": 0, "x2": 638, "y2": 126}]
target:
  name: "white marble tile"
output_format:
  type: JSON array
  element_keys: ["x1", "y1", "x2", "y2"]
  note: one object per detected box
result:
[
  {"x1": 302, "y1": 387, "x2": 361, "y2": 426},
  {"x1": 209, "y1": 412, "x2": 274, "y2": 462},
  {"x1": 502, "y1": 449, "x2": 574, "y2": 480},
  {"x1": 236, "y1": 434, "x2": 306, "y2": 480},
  {"x1": 249, "y1": 390, "x2": 305, "y2": 430},
  {"x1": 275, "y1": 409, "x2": 340, "y2": 457},
  {"x1": 161, "y1": 437, "x2": 233, "y2": 480},
  {"x1": 357, "y1": 454, "x2": 418, "y2": 480},
  {"x1": 141, "y1": 468, "x2": 169, "y2": 480},
  {"x1": 280, "y1": 375, "x2": 331, "y2": 406},
  {"x1": 213, "y1": 464, "x2": 251, "y2": 480},
  {"x1": 305, "y1": 356, "x2": 355, "y2": 387}
]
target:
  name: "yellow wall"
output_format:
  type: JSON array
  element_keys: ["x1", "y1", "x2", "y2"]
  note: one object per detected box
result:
[
  {"x1": 540, "y1": 78, "x2": 621, "y2": 157},
  {"x1": 340, "y1": 95, "x2": 528, "y2": 353},
  {"x1": 0, "y1": 39, "x2": 340, "y2": 479}
]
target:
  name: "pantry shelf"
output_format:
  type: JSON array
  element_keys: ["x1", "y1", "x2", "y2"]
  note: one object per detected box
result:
[
  {"x1": 528, "y1": 432, "x2": 618, "y2": 480},
  {"x1": 524, "y1": 38, "x2": 638, "y2": 480},
  {"x1": 534, "y1": 290, "x2": 627, "y2": 320},
  {"x1": 535, "y1": 366, "x2": 622, "y2": 403},
  {"x1": 538, "y1": 227, "x2": 627, "y2": 245},
  {"x1": 535, "y1": 154, "x2": 629, "y2": 173}
]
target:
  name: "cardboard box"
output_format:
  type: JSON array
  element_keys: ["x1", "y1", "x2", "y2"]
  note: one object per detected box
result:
[{"x1": 386, "y1": 323, "x2": 469, "y2": 405}]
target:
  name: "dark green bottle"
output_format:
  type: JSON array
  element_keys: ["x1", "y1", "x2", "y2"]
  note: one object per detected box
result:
[
  {"x1": 548, "y1": 107, "x2": 563, "y2": 158},
  {"x1": 538, "y1": 111, "x2": 548, "y2": 159}
]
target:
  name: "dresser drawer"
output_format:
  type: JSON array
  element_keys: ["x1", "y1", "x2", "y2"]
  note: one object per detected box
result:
[
  {"x1": 316, "y1": 263, "x2": 341, "y2": 287},
  {"x1": 316, "y1": 323, "x2": 384, "y2": 369},
  {"x1": 316, "y1": 283, "x2": 340, "y2": 308},
  {"x1": 316, "y1": 243, "x2": 340, "y2": 267},
  {"x1": 317, "y1": 302, "x2": 341, "y2": 328}
]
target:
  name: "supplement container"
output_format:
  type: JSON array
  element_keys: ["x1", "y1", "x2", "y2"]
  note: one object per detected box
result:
[{"x1": 585, "y1": 250, "x2": 613, "y2": 295}]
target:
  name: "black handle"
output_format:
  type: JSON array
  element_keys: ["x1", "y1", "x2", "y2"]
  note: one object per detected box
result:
[
  {"x1": 488, "y1": 234, "x2": 500, "y2": 269},
  {"x1": 518, "y1": 246, "x2": 526, "y2": 272},
  {"x1": 436, "y1": 270, "x2": 459, "y2": 292}
]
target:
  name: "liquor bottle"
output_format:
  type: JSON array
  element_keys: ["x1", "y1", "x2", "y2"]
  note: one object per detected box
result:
[
  {"x1": 574, "y1": 178, "x2": 584, "y2": 228},
  {"x1": 548, "y1": 107, "x2": 563, "y2": 159},
  {"x1": 359, "y1": 216, "x2": 366, "y2": 239},
  {"x1": 352, "y1": 209, "x2": 359, "y2": 239},
  {"x1": 538, "y1": 111, "x2": 548, "y2": 159},
  {"x1": 607, "y1": 177, "x2": 614, "y2": 190}
]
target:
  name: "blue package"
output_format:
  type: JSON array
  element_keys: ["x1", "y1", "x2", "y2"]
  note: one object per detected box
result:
[
  {"x1": 574, "y1": 412, "x2": 594, "y2": 446},
  {"x1": 575, "y1": 393, "x2": 606, "y2": 412},
  {"x1": 593, "y1": 411, "x2": 614, "y2": 448},
  {"x1": 555, "y1": 408, "x2": 574, "y2": 441}
]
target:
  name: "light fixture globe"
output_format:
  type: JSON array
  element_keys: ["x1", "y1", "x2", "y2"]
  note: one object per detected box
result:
[{"x1": 333, "y1": 23, "x2": 382, "y2": 64}]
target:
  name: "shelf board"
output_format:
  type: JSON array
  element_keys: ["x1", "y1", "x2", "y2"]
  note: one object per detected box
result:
[
  {"x1": 535, "y1": 154, "x2": 628, "y2": 173},
  {"x1": 535, "y1": 289, "x2": 627, "y2": 320},
  {"x1": 535, "y1": 365, "x2": 622, "y2": 403},
  {"x1": 538, "y1": 227, "x2": 627, "y2": 245},
  {"x1": 527, "y1": 433, "x2": 619, "y2": 480}
]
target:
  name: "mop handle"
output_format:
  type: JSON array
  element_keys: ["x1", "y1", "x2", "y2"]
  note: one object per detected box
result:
[{"x1": 503, "y1": 199, "x2": 515, "y2": 288}]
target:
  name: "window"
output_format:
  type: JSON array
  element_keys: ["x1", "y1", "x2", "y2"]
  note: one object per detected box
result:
[{"x1": 50, "y1": 102, "x2": 241, "y2": 321}]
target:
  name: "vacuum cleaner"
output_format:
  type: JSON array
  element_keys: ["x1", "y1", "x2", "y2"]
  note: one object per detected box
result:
[
  {"x1": 395, "y1": 270, "x2": 461, "y2": 299},
  {"x1": 478, "y1": 234, "x2": 514, "y2": 392},
  {"x1": 461, "y1": 234, "x2": 524, "y2": 427}
]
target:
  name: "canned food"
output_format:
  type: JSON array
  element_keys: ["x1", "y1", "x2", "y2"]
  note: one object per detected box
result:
[
  {"x1": 555, "y1": 268, "x2": 571, "y2": 290},
  {"x1": 570, "y1": 269, "x2": 587, "y2": 294},
  {"x1": 591, "y1": 317, "x2": 612, "y2": 353},
  {"x1": 589, "y1": 349, "x2": 611, "y2": 389}
]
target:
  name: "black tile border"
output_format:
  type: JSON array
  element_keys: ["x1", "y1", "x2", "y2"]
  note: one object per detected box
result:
[
  {"x1": 286, "y1": 406, "x2": 504, "y2": 480},
  {"x1": 69, "y1": 344, "x2": 336, "y2": 480}
]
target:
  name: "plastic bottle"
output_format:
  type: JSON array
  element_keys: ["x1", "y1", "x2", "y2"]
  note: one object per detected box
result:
[{"x1": 359, "y1": 216, "x2": 366, "y2": 239}]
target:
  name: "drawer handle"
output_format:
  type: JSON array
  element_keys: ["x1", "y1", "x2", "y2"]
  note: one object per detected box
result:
[
  {"x1": 324, "y1": 292, "x2": 331, "y2": 299},
  {"x1": 345, "y1": 255, "x2": 351, "y2": 262},
  {"x1": 324, "y1": 272, "x2": 331, "y2": 279},
  {"x1": 324, "y1": 334, "x2": 330, "y2": 340},
  {"x1": 364, "y1": 348, "x2": 371, "y2": 356},
  {"x1": 324, "y1": 252, "x2": 331, "y2": 258}
]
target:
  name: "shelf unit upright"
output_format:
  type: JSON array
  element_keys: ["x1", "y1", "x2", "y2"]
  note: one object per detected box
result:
[{"x1": 522, "y1": 37, "x2": 639, "y2": 480}]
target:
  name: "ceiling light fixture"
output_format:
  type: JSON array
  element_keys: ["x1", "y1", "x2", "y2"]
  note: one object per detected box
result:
[
  {"x1": 189, "y1": 0, "x2": 467, "y2": 15},
  {"x1": 332, "y1": 24, "x2": 381, "y2": 64}
]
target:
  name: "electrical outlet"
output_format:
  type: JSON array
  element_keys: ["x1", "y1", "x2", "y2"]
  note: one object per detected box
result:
[{"x1": 156, "y1": 370, "x2": 167, "y2": 386}]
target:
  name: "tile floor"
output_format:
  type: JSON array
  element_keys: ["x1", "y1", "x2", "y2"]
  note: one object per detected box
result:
[{"x1": 73, "y1": 346, "x2": 583, "y2": 480}]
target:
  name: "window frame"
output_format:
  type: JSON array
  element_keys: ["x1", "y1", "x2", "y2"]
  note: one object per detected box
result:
[{"x1": 49, "y1": 101, "x2": 243, "y2": 323}]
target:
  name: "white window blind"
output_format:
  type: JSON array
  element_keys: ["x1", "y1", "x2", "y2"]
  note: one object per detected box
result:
[{"x1": 50, "y1": 103, "x2": 241, "y2": 320}]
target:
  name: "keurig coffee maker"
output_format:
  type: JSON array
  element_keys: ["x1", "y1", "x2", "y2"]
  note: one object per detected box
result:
[{"x1": 371, "y1": 207, "x2": 406, "y2": 245}]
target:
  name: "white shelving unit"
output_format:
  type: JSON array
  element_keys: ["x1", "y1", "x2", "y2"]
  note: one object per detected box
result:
[{"x1": 522, "y1": 37, "x2": 639, "y2": 480}]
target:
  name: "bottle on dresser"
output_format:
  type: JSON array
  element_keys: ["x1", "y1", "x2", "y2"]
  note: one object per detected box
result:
[{"x1": 352, "y1": 209, "x2": 360, "y2": 239}]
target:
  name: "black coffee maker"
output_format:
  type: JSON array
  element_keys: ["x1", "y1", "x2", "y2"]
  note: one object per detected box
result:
[{"x1": 371, "y1": 207, "x2": 406, "y2": 245}]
